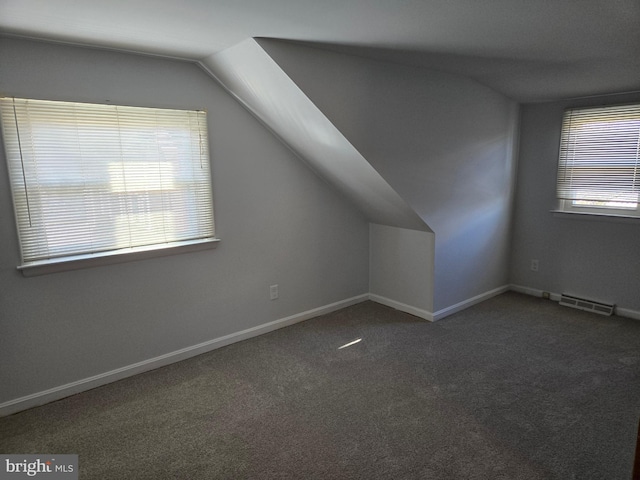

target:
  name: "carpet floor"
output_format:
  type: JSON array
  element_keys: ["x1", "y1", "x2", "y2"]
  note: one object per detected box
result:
[{"x1": 1, "y1": 292, "x2": 639, "y2": 479}]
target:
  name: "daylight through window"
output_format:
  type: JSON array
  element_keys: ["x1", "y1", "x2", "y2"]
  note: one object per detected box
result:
[
  {"x1": 0, "y1": 97, "x2": 216, "y2": 268},
  {"x1": 556, "y1": 103, "x2": 640, "y2": 217}
]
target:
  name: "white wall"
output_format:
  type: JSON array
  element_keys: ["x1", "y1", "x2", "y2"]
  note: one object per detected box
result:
[
  {"x1": 0, "y1": 37, "x2": 370, "y2": 409},
  {"x1": 510, "y1": 93, "x2": 640, "y2": 314},
  {"x1": 369, "y1": 224, "x2": 434, "y2": 316},
  {"x1": 259, "y1": 40, "x2": 519, "y2": 312}
]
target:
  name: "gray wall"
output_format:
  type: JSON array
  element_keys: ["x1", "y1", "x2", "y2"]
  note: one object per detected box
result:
[
  {"x1": 260, "y1": 40, "x2": 519, "y2": 312},
  {"x1": 0, "y1": 37, "x2": 370, "y2": 405},
  {"x1": 201, "y1": 38, "x2": 428, "y2": 232},
  {"x1": 202, "y1": 39, "x2": 434, "y2": 319},
  {"x1": 510, "y1": 93, "x2": 640, "y2": 313}
]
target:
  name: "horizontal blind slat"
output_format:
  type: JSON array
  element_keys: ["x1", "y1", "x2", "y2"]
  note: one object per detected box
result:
[
  {"x1": 557, "y1": 103, "x2": 640, "y2": 204},
  {"x1": 0, "y1": 97, "x2": 215, "y2": 263}
]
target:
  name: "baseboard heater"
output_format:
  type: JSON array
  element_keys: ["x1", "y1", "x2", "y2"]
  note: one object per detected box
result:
[{"x1": 559, "y1": 294, "x2": 615, "y2": 316}]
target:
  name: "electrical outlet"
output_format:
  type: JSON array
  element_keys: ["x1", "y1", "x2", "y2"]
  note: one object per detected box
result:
[
  {"x1": 530, "y1": 259, "x2": 539, "y2": 272},
  {"x1": 270, "y1": 284, "x2": 279, "y2": 300}
]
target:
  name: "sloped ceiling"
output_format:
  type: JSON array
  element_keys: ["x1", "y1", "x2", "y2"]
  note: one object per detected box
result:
[
  {"x1": 1, "y1": 0, "x2": 639, "y2": 102},
  {"x1": 201, "y1": 38, "x2": 429, "y2": 231}
]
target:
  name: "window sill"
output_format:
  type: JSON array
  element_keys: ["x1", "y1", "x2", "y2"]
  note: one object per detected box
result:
[
  {"x1": 18, "y1": 238, "x2": 220, "y2": 277},
  {"x1": 551, "y1": 210, "x2": 640, "y2": 225}
]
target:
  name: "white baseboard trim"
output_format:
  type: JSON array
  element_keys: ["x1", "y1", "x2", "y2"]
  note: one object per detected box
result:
[
  {"x1": 509, "y1": 284, "x2": 562, "y2": 301},
  {"x1": 15, "y1": 284, "x2": 636, "y2": 418},
  {"x1": 0, "y1": 294, "x2": 368, "y2": 417},
  {"x1": 615, "y1": 307, "x2": 640, "y2": 321},
  {"x1": 368, "y1": 285, "x2": 511, "y2": 323},
  {"x1": 432, "y1": 285, "x2": 511, "y2": 321},
  {"x1": 509, "y1": 284, "x2": 640, "y2": 320},
  {"x1": 367, "y1": 294, "x2": 434, "y2": 321}
]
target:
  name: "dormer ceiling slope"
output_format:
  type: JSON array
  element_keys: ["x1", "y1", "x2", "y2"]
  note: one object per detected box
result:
[{"x1": 200, "y1": 38, "x2": 430, "y2": 231}]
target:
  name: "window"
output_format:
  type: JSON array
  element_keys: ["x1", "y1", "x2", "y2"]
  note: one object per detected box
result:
[
  {"x1": 0, "y1": 97, "x2": 217, "y2": 274},
  {"x1": 556, "y1": 103, "x2": 640, "y2": 218}
]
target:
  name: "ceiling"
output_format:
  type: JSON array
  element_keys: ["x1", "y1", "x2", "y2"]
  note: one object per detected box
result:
[{"x1": 1, "y1": 0, "x2": 639, "y2": 102}]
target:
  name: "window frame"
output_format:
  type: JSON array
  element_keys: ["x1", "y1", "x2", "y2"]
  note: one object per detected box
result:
[
  {"x1": 555, "y1": 102, "x2": 640, "y2": 220},
  {"x1": 1, "y1": 97, "x2": 219, "y2": 276}
]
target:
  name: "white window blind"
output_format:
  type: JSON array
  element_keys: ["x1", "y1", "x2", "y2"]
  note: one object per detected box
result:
[
  {"x1": 557, "y1": 103, "x2": 640, "y2": 212},
  {"x1": 0, "y1": 97, "x2": 215, "y2": 266}
]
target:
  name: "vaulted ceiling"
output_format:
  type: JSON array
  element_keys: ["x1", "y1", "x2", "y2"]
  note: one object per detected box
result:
[{"x1": 1, "y1": 0, "x2": 639, "y2": 102}]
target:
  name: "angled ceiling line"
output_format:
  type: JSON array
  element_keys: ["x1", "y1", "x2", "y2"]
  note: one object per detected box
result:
[{"x1": 200, "y1": 37, "x2": 431, "y2": 232}]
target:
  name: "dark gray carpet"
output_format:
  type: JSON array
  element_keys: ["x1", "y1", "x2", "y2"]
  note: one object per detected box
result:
[{"x1": 1, "y1": 292, "x2": 639, "y2": 479}]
